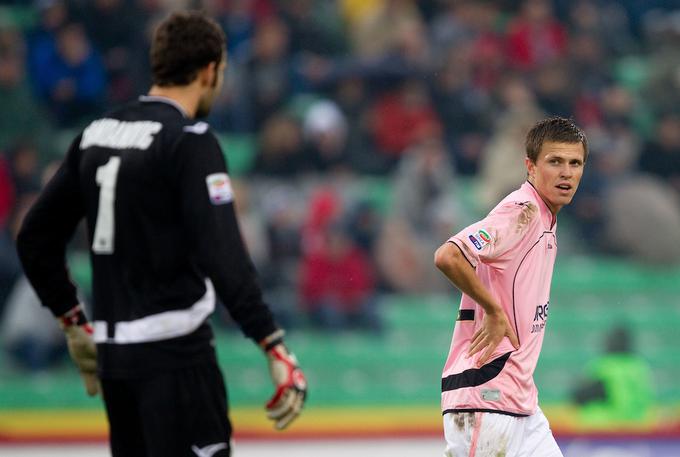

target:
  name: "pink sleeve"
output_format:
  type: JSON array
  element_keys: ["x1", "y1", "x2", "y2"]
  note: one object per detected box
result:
[{"x1": 449, "y1": 201, "x2": 538, "y2": 270}]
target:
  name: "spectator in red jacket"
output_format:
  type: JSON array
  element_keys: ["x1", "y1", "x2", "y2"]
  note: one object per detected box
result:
[
  {"x1": 300, "y1": 222, "x2": 380, "y2": 332},
  {"x1": 370, "y1": 79, "x2": 442, "y2": 170},
  {"x1": 506, "y1": 0, "x2": 568, "y2": 71}
]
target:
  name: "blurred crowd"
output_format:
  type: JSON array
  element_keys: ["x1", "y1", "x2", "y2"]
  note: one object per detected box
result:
[{"x1": 2, "y1": 0, "x2": 680, "y2": 369}]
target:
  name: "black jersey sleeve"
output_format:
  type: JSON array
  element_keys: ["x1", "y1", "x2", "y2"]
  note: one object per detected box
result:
[
  {"x1": 16, "y1": 136, "x2": 85, "y2": 317},
  {"x1": 172, "y1": 128, "x2": 279, "y2": 343}
]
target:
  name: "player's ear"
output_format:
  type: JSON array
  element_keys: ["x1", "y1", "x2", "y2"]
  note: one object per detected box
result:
[
  {"x1": 198, "y1": 61, "x2": 217, "y2": 87},
  {"x1": 525, "y1": 157, "x2": 535, "y2": 180}
]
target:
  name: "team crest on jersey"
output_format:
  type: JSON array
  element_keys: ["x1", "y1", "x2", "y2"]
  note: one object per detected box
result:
[
  {"x1": 468, "y1": 228, "x2": 491, "y2": 250},
  {"x1": 206, "y1": 173, "x2": 233, "y2": 205}
]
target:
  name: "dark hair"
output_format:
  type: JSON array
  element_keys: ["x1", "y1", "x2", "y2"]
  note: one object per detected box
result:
[
  {"x1": 525, "y1": 117, "x2": 588, "y2": 163},
  {"x1": 150, "y1": 11, "x2": 225, "y2": 87}
]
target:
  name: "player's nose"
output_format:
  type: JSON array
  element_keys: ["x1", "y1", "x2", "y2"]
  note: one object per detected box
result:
[{"x1": 559, "y1": 163, "x2": 572, "y2": 178}]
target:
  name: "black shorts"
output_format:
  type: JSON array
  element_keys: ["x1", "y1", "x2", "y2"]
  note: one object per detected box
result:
[{"x1": 101, "y1": 362, "x2": 232, "y2": 457}]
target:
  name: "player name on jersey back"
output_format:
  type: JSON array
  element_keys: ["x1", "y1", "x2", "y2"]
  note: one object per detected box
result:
[{"x1": 81, "y1": 118, "x2": 163, "y2": 150}]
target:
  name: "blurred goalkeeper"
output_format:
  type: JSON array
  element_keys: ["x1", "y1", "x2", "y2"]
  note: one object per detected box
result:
[{"x1": 16, "y1": 11, "x2": 306, "y2": 457}]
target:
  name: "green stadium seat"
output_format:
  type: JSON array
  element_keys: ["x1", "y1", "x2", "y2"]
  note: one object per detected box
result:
[{"x1": 216, "y1": 134, "x2": 256, "y2": 177}]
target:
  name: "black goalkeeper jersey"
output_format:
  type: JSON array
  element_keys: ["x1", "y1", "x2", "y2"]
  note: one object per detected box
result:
[{"x1": 17, "y1": 96, "x2": 278, "y2": 378}]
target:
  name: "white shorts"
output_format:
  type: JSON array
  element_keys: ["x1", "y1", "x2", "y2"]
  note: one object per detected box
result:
[{"x1": 443, "y1": 407, "x2": 562, "y2": 457}]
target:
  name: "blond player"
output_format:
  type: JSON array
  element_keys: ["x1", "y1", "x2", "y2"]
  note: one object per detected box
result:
[{"x1": 434, "y1": 117, "x2": 587, "y2": 456}]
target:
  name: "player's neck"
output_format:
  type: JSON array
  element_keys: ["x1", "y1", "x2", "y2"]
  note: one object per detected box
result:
[
  {"x1": 148, "y1": 85, "x2": 200, "y2": 118},
  {"x1": 526, "y1": 178, "x2": 561, "y2": 215}
]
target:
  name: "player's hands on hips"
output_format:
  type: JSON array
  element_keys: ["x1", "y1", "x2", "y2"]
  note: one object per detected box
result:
[
  {"x1": 58, "y1": 305, "x2": 100, "y2": 396},
  {"x1": 467, "y1": 309, "x2": 520, "y2": 367},
  {"x1": 265, "y1": 341, "x2": 307, "y2": 430}
]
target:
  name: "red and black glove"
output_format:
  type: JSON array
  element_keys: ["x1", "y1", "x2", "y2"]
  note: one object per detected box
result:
[
  {"x1": 261, "y1": 331, "x2": 307, "y2": 430},
  {"x1": 58, "y1": 304, "x2": 100, "y2": 396}
]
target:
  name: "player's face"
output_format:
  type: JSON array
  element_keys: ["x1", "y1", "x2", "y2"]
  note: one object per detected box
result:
[
  {"x1": 525, "y1": 141, "x2": 585, "y2": 214},
  {"x1": 196, "y1": 57, "x2": 226, "y2": 118}
]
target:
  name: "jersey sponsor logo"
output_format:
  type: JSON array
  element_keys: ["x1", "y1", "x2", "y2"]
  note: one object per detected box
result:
[
  {"x1": 469, "y1": 234, "x2": 482, "y2": 250},
  {"x1": 531, "y1": 301, "x2": 549, "y2": 334},
  {"x1": 468, "y1": 228, "x2": 491, "y2": 250},
  {"x1": 81, "y1": 118, "x2": 162, "y2": 150},
  {"x1": 206, "y1": 173, "x2": 233, "y2": 205},
  {"x1": 533, "y1": 301, "x2": 549, "y2": 321},
  {"x1": 191, "y1": 442, "x2": 228, "y2": 457}
]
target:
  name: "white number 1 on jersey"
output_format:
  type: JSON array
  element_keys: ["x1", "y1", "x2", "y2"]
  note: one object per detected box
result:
[{"x1": 92, "y1": 156, "x2": 121, "y2": 254}]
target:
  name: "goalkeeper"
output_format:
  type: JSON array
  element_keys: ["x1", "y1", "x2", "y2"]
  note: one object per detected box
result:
[{"x1": 16, "y1": 11, "x2": 306, "y2": 457}]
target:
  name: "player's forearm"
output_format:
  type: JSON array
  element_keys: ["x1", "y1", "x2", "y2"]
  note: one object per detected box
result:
[
  {"x1": 434, "y1": 242, "x2": 503, "y2": 316},
  {"x1": 16, "y1": 204, "x2": 80, "y2": 316},
  {"x1": 198, "y1": 239, "x2": 280, "y2": 341},
  {"x1": 220, "y1": 276, "x2": 280, "y2": 343},
  {"x1": 15, "y1": 152, "x2": 84, "y2": 316}
]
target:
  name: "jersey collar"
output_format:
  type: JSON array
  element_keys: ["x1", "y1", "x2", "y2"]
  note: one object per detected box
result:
[
  {"x1": 523, "y1": 181, "x2": 557, "y2": 230},
  {"x1": 139, "y1": 95, "x2": 188, "y2": 118}
]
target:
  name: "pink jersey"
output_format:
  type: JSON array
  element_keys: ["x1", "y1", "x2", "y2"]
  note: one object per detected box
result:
[{"x1": 442, "y1": 181, "x2": 557, "y2": 416}]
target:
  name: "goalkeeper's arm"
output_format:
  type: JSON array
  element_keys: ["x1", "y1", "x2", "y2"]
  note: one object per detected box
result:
[{"x1": 259, "y1": 330, "x2": 307, "y2": 430}]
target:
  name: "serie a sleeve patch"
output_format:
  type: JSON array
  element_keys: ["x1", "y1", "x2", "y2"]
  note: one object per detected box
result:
[
  {"x1": 467, "y1": 228, "x2": 492, "y2": 250},
  {"x1": 205, "y1": 173, "x2": 233, "y2": 205}
]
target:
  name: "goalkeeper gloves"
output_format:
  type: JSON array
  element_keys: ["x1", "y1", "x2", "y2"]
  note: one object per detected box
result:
[
  {"x1": 261, "y1": 331, "x2": 307, "y2": 430},
  {"x1": 58, "y1": 304, "x2": 100, "y2": 396}
]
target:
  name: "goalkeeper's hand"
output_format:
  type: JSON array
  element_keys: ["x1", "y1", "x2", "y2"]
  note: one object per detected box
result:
[
  {"x1": 261, "y1": 332, "x2": 307, "y2": 430},
  {"x1": 58, "y1": 305, "x2": 100, "y2": 397}
]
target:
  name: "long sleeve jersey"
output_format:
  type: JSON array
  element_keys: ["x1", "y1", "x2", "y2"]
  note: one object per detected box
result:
[{"x1": 17, "y1": 96, "x2": 279, "y2": 378}]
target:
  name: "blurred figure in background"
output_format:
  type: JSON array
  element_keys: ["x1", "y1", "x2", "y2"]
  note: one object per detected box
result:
[
  {"x1": 32, "y1": 18, "x2": 106, "y2": 126},
  {"x1": 299, "y1": 186, "x2": 380, "y2": 332},
  {"x1": 478, "y1": 75, "x2": 544, "y2": 210},
  {"x1": 568, "y1": 84, "x2": 641, "y2": 252},
  {"x1": 431, "y1": 42, "x2": 493, "y2": 175},
  {"x1": 0, "y1": 24, "x2": 55, "y2": 160},
  {"x1": 638, "y1": 112, "x2": 680, "y2": 195},
  {"x1": 379, "y1": 137, "x2": 466, "y2": 294},
  {"x1": 1, "y1": 276, "x2": 65, "y2": 373},
  {"x1": 300, "y1": 221, "x2": 379, "y2": 333},
  {"x1": 346, "y1": 0, "x2": 423, "y2": 61},
  {"x1": 506, "y1": 0, "x2": 568, "y2": 71},
  {"x1": 30, "y1": 21, "x2": 106, "y2": 126},
  {"x1": 1, "y1": 160, "x2": 64, "y2": 373},
  {"x1": 0, "y1": 154, "x2": 18, "y2": 314},
  {"x1": 258, "y1": 183, "x2": 306, "y2": 329},
  {"x1": 243, "y1": 16, "x2": 293, "y2": 131},
  {"x1": 369, "y1": 78, "x2": 442, "y2": 172},
  {"x1": 573, "y1": 326, "x2": 654, "y2": 426},
  {"x1": 252, "y1": 111, "x2": 305, "y2": 176},
  {"x1": 74, "y1": 0, "x2": 147, "y2": 104},
  {"x1": 0, "y1": 155, "x2": 12, "y2": 231},
  {"x1": 603, "y1": 175, "x2": 680, "y2": 264},
  {"x1": 301, "y1": 99, "x2": 351, "y2": 174},
  {"x1": 332, "y1": 76, "x2": 379, "y2": 174},
  {"x1": 0, "y1": 144, "x2": 45, "y2": 320}
]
